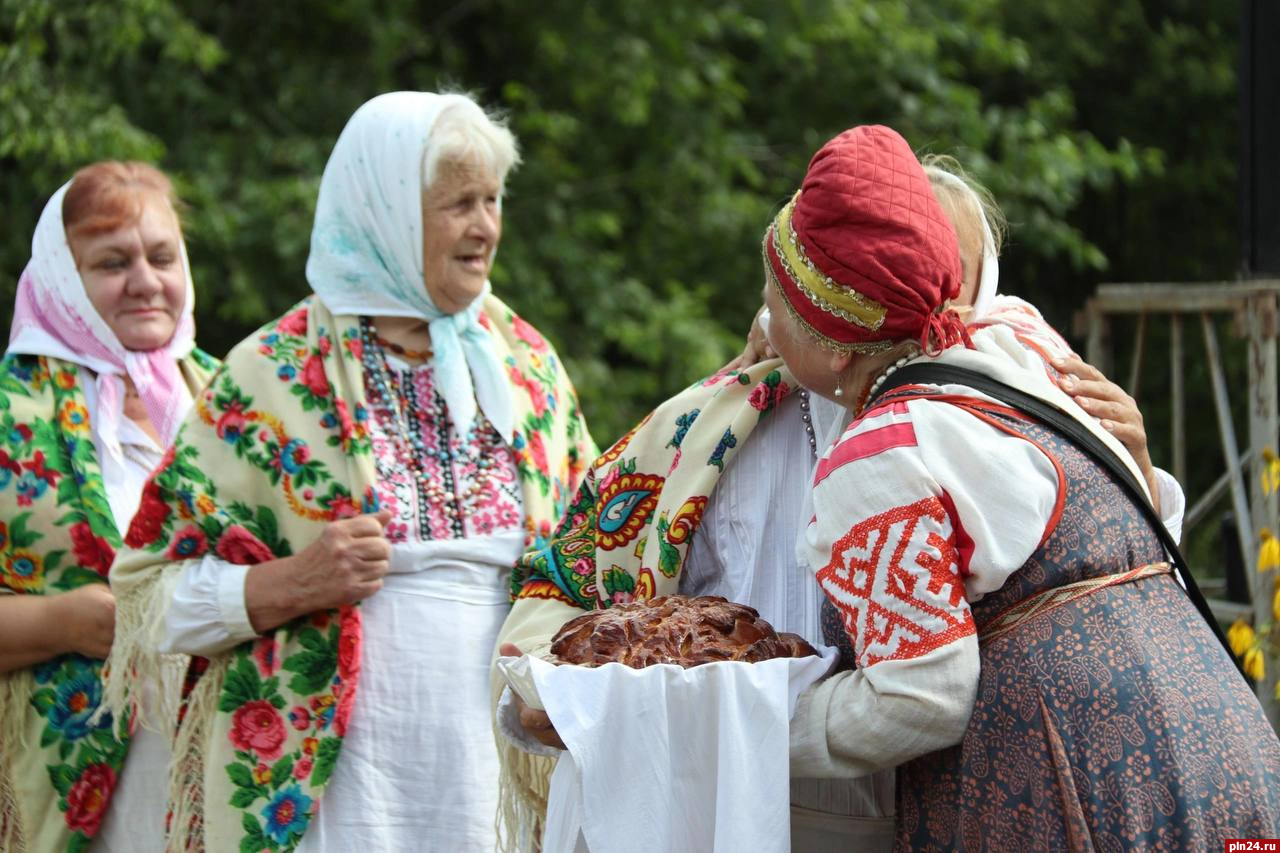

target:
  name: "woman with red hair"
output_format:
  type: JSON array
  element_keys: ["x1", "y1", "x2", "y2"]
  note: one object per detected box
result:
[
  {"x1": 0, "y1": 161, "x2": 218, "y2": 852},
  {"x1": 764, "y1": 125, "x2": 1280, "y2": 849}
]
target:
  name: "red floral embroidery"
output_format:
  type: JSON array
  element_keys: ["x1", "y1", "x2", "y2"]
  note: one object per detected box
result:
[
  {"x1": 252, "y1": 636, "x2": 280, "y2": 678},
  {"x1": 512, "y1": 315, "x2": 548, "y2": 351},
  {"x1": 300, "y1": 354, "x2": 330, "y2": 398},
  {"x1": 528, "y1": 431, "x2": 549, "y2": 476},
  {"x1": 326, "y1": 496, "x2": 360, "y2": 519},
  {"x1": 22, "y1": 450, "x2": 60, "y2": 485},
  {"x1": 336, "y1": 606, "x2": 361, "y2": 681},
  {"x1": 0, "y1": 449, "x2": 22, "y2": 477},
  {"x1": 334, "y1": 681, "x2": 355, "y2": 738},
  {"x1": 215, "y1": 401, "x2": 248, "y2": 442},
  {"x1": 334, "y1": 398, "x2": 357, "y2": 443},
  {"x1": 276, "y1": 308, "x2": 309, "y2": 336},
  {"x1": 747, "y1": 382, "x2": 772, "y2": 411},
  {"x1": 166, "y1": 524, "x2": 209, "y2": 561},
  {"x1": 332, "y1": 606, "x2": 361, "y2": 737},
  {"x1": 289, "y1": 705, "x2": 311, "y2": 731}
]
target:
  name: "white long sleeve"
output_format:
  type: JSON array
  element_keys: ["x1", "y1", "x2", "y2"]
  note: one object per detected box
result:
[
  {"x1": 790, "y1": 394, "x2": 1060, "y2": 777},
  {"x1": 159, "y1": 557, "x2": 256, "y2": 656},
  {"x1": 1154, "y1": 467, "x2": 1186, "y2": 544}
]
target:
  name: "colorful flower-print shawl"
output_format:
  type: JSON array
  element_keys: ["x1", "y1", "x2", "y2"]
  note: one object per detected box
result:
[
  {"x1": 0, "y1": 351, "x2": 218, "y2": 853},
  {"x1": 494, "y1": 358, "x2": 795, "y2": 850},
  {"x1": 106, "y1": 294, "x2": 593, "y2": 852}
]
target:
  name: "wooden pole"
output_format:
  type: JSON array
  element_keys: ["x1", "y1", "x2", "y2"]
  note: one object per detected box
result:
[
  {"x1": 1085, "y1": 303, "x2": 1113, "y2": 380},
  {"x1": 1127, "y1": 312, "x2": 1147, "y2": 399},
  {"x1": 1246, "y1": 292, "x2": 1279, "y2": 726},
  {"x1": 1202, "y1": 313, "x2": 1255, "y2": 568},
  {"x1": 1171, "y1": 314, "x2": 1186, "y2": 488}
]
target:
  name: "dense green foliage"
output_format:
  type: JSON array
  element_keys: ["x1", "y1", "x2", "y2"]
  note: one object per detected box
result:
[{"x1": 0, "y1": 0, "x2": 1238, "y2": 448}]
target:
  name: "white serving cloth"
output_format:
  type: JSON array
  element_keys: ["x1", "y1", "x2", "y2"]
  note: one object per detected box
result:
[
  {"x1": 680, "y1": 392, "x2": 897, "y2": 848},
  {"x1": 506, "y1": 647, "x2": 837, "y2": 853}
]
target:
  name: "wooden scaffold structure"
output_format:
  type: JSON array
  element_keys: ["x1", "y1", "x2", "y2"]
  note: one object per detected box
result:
[{"x1": 1080, "y1": 279, "x2": 1280, "y2": 727}]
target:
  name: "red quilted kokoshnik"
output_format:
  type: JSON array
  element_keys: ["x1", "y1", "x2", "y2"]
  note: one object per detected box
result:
[{"x1": 767, "y1": 124, "x2": 965, "y2": 351}]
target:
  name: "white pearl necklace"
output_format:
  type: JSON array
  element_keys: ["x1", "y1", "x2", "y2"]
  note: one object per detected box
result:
[{"x1": 864, "y1": 355, "x2": 913, "y2": 407}]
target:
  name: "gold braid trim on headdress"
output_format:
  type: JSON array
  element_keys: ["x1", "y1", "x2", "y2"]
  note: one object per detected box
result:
[
  {"x1": 771, "y1": 192, "x2": 887, "y2": 331},
  {"x1": 763, "y1": 224, "x2": 894, "y2": 356}
]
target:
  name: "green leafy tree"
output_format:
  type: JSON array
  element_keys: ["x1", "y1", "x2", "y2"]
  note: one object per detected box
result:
[{"x1": 0, "y1": 0, "x2": 1238, "y2": 444}]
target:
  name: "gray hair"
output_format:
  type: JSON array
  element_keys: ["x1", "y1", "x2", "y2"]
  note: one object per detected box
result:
[
  {"x1": 920, "y1": 153, "x2": 1006, "y2": 257},
  {"x1": 422, "y1": 95, "x2": 521, "y2": 191}
]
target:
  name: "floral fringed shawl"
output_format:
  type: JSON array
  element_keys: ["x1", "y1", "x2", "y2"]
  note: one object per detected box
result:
[
  {"x1": 0, "y1": 351, "x2": 217, "y2": 853},
  {"x1": 106, "y1": 295, "x2": 593, "y2": 852},
  {"x1": 494, "y1": 359, "x2": 795, "y2": 851}
]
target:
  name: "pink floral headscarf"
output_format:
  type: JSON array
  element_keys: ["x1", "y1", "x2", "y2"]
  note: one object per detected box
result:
[{"x1": 7, "y1": 181, "x2": 197, "y2": 451}]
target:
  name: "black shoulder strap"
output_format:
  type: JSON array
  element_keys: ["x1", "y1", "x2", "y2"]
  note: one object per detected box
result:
[{"x1": 872, "y1": 362, "x2": 1235, "y2": 660}]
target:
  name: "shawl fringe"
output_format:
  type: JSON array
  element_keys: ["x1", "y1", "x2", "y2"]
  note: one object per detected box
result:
[
  {"x1": 99, "y1": 562, "x2": 187, "y2": 732},
  {"x1": 496, "y1": 741, "x2": 555, "y2": 853},
  {"x1": 0, "y1": 670, "x2": 33, "y2": 853},
  {"x1": 167, "y1": 658, "x2": 225, "y2": 852}
]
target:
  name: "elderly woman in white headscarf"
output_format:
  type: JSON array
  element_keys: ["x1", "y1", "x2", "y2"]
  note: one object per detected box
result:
[
  {"x1": 104, "y1": 91, "x2": 595, "y2": 851},
  {"x1": 0, "y1": 161, "x2": 218, "y2": 852}
]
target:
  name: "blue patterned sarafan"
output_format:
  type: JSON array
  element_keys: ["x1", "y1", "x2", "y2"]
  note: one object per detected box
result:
[{"x1": 885, "y1": 395, "x2": 1280, "y2": 851}]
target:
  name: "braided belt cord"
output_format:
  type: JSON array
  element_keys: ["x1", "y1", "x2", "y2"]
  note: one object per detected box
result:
[{"x1": 979, "y1": 562, "x2": 1172, "y2": 645}]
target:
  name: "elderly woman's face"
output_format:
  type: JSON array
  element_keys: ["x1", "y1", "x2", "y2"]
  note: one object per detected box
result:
[
  {"x1": 422, "y1": 159, "x2": 502, "y2": 314},
  {"x1": 762, "y1": 273, "x2": 847, "y2": 400},
  {"x1": 69, "y1": 195, "x2": 186, "y2": 351}
]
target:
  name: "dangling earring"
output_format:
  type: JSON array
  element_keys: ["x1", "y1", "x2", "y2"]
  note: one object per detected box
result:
[{"x1": 833, "y1": 379, "x2": 843, "y2": 398}]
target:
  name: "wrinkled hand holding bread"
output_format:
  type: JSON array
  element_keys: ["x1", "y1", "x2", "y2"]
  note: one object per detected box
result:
[{"x1": 549, "y1": 594, "x2": 818, "y2": 668}]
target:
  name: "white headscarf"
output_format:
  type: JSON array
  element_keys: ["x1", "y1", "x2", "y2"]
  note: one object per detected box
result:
[
  {"x1": 306, "y1": 91, "x2": 514, "y2": 441},
  {"x1": 928, "y1": 168, "x2": 1000, "y2": 320},
  {"x1": 7, "y1": 181, "x2": 197, "y2": 455},
  {"x1": 970, "y1": 200, "x2": 1000, "y2": 320}
]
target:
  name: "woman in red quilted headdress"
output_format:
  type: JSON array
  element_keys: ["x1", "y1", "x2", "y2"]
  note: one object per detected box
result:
[{"x1": 768, "y1": 125, "x2": 1280, "y2": 850}]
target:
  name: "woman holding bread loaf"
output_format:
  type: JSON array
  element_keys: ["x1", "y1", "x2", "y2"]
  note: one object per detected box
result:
[{"x1": 495, "y1": 147, "x2": 1190, "y2": 851}]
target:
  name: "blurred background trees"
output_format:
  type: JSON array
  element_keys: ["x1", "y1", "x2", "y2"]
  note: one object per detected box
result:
[{"x1": 0, "y1": 0, "x2": 1239, "y2": 448}]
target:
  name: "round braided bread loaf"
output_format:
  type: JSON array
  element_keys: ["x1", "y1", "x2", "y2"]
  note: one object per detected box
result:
[{"x1": 549, "y1": 594, "x2": 818, "y2": 668}]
